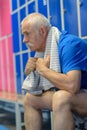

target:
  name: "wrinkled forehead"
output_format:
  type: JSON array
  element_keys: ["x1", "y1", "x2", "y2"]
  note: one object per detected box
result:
[{"x1": 21, "y1": 20, "x2": 34, "y2": 33}]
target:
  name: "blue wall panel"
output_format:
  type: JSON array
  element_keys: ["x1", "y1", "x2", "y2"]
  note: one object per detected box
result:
[
  {"x1": 19, "y1": 0, "x2": 26, "y2": 6},
  {"x1": 15, "y1": 55, "x2": 21, "y2": 94},
  {"x1": 22, "y1": 53, "x2": 29, "y2": 71},
  {"x1": 20, "y1": 7, "x2": 28, "y2": 51},
  {"x1": 80, "y1": 0, "x2": 87, "y2": 36},
  {"x1": 49, "y1": 0, "x2": 61, "y2": 30},
  {"x1": 12, "y1": 13, "x2": 20, "y2": 52},
  {"x1": 38, "y1": 0, "x2": 47, "y2": 17},
  {"x1": 20, "y1": 7, "x2": 26, "y2": 22},
  {"x1": 28, "y1": 1, "x2": 36, "y2": 14},
  {"x1": 22, "y1": 53, "x2": 29, "y2": 79},
  {"x1": 30, "y1": 51, "x2": 35, "y2": 57},
  {"x1": 12, "y1": 0, "x2": 17, "y2": 11},
  {"x1": 63, "y1": 0, "x2": 78, "y2": 35},
  {"x1": 21, "y1": 34, "x2": 28, "y2": 51}
]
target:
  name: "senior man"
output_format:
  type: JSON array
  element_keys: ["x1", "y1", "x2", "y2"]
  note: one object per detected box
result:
[{"x1": 21, "y1": 12, "x2": 87, "y2": 130}]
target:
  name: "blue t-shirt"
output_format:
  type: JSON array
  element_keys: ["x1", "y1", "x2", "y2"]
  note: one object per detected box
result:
[{"x1": 58, "y1": 31, "x2": 87, "y2": 89}]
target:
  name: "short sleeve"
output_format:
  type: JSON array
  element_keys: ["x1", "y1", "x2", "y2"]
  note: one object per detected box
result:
[{"x1": 59, "y1": 34, "x2": 87, "y2": 73}]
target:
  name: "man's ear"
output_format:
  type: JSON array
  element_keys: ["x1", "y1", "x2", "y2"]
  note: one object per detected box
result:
[{"x1": 39, "y1": 26, "x2": 47, "y2": 36}]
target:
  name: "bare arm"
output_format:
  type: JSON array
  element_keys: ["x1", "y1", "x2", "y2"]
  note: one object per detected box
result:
[{"x1": 36, "y1": 56, "x2": 81, "y2": 94}]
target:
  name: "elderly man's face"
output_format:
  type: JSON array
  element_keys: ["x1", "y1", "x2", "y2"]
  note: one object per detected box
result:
[{"x1": 22, "y1": 20, "x2": 47, "y2": 52}]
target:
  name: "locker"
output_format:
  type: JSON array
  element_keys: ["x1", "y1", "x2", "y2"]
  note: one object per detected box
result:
[
  {"x1": 20, "y1": 7, "x2": 28, "y2": 51},
  {"x1": 15, "y1": 55, "x2": 22, "y2": 94},
  {"x1": 12, "y1": 13, "x2": 20, "y2": 52},
  {"x1": 38, "y1": 0, "x2": 48, "y2": 17},
  {"x1": 49, "y1": 0, "x2": 61, "y2": 30},
  {"x1": 19, "y1": 0, "x2": 26, "y2": 6},
  {"x1": 63, "y1": 0, "x2": 78, "y2": 35},
  {"x1": 21, "y1": 34, "x2": 28, "y2": 51},
  {"x1": 28, "y1": 1, "x2": 36, "y2": 14},
  {"x1": 30, "y1": 51, "x2": 35, "y2": 57},
  {"x1": 11, "y1": 0, "x2": 17, "y2": 11},
  {"x1": 79, "y1": 0, "x2": 87, "y2": 36},
  {"x1": 22, "y1": 53, "x2": 29, "y2": 79},
  {"x1": 7, "y1": 37, "x2": 15, "y2": 93},
  {"x1": 0, "y1": 43, "x2": 3, "y2": 91},
  {"x1": 20, "y1": 7, "x2": 26, "y2": 22}
]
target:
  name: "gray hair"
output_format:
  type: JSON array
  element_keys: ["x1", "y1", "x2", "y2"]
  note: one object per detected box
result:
[{"x1": 22, "y1": 13, "x2": 51, "y2": 31}]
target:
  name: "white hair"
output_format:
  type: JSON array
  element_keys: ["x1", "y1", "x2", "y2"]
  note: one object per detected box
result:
[{"x1": 22, "y1": 13, "x2": 51, "y2": 31}]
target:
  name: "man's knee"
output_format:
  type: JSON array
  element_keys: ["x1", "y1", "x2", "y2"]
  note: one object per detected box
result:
[
  {"x1": 23, "y1": 93, "x2": 32, "y2": 108},
  {"x1": 52, "y1": 90, "x2": 73, "y2": 111}
]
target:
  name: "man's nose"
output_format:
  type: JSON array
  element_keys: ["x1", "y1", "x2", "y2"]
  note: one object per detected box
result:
[{"x1": 23, "y1": 37, "x2": 28, "y2": 43}]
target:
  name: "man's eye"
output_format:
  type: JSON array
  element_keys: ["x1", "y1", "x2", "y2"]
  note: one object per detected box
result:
[{"x1": 26, "y1": 32, "x2": 29, "y2": 35}]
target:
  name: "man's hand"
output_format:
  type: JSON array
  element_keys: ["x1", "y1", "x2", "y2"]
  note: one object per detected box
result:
[
  {"x1": 25, "y1": 57, "x2": 38, "y2": 75},
  {"x1": 36, "y1": 55, "x2": 50, "y2": 75}
]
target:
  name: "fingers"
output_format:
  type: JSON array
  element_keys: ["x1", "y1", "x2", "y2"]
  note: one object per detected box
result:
[
  {"x1": 25, "y1": 57, "x2": 38, "y2": 75},
  {"x1": 45, "y1": 55, "x2": 50, "y2": 64},
  {"x1": 36, "y1": 55, "x2": 50, "y2": 69},
  {"x1": 25, "y1": 55, "x2": 50, "y2": 75}
]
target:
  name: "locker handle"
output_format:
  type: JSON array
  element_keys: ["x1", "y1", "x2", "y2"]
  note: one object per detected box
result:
[
  {"x1": 79, "y1": 0, "x2": 83, "y2": 6},
  {"x1": 63, "y1": 9, "x2": 67, "y2": 13}
]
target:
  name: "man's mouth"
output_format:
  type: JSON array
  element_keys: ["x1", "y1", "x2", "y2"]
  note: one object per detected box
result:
[{"x1": 26, "y1": 42, "x2": 34, "y2": 48}]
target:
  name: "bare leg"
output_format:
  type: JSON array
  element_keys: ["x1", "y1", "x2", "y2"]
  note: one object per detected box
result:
[
  {"x1": 23, "y1": 90, "x2": 87, "y2": 130},
  {"x1": 23, "y1": 91, "x2": 54, "y2": 130},
  {"x1": 24, "y1": 104, "x2": 42, "y2": 130},
  {"x1": 52, "y1": 90, "x2": 87, "y2": 130},
  {"x1": 52, "y1": 90, "x2": 75, "y2": 130}
]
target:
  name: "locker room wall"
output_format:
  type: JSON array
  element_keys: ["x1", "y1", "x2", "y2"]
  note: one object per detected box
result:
[
  {"x1": 0, "y1": 0, "x2": 15, "y2": 93},
  {"x1": 11, "y1": 0, "x2": 87, "y2": 94},
  {"x1": 0, "y1": 0, "x2": 87, "y2": 94}
]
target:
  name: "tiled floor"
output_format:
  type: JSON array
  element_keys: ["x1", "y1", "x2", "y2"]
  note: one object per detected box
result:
[
  {"x1": 0, "y1": 109, "x2": 51, "y2": 130},
  {"x1": 0, "y1": 110, "x2": 16, "y2": 130},
  {"x1": 1, "y1": 108, "x2": 87, "y2": 130}
]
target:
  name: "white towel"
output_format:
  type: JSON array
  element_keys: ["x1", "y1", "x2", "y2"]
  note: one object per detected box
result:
[{"x1": 22, "y1": 27, "x2": 61, "y2": 95}]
